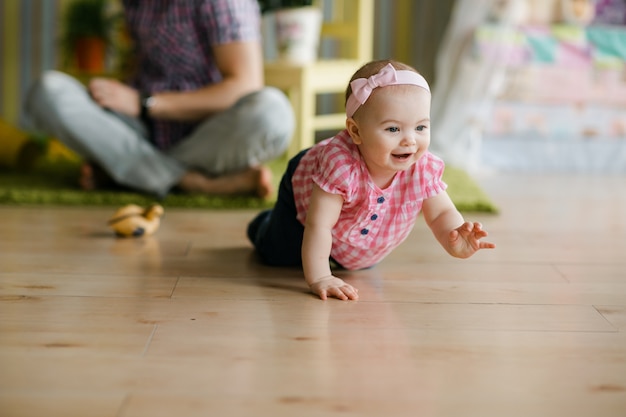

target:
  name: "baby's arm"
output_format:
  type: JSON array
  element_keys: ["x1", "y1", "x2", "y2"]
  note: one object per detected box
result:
[
  {"x1": 302, "y1": 184, "x2": 359, "y2": 300},
  {"x1": 422, "y1": 191, "x2": 495, "y2": 258}
]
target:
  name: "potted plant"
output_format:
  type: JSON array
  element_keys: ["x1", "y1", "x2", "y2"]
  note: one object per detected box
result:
[
  {"x1": 60, "y1": 0, "x2": 119, "y2": 73},
  {"x1": 258, "y1": 0, "x2": 322, "y2": 63}
]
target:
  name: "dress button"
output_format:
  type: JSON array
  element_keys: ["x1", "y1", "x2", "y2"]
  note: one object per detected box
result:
[
  {"x1": 360, "y1": 228, "x2": 369, "y2": 235},
  {"x1": 377, "y1": 196, "x2": 385, "y2": 204},
  {"x1": 370, "y1": 214, "x2": 378, "y2": 221}
]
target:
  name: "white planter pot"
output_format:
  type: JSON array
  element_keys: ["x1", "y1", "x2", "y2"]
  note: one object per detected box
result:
[{"x1": 269, "y1": 6, "x2": 322, "y2": 64}]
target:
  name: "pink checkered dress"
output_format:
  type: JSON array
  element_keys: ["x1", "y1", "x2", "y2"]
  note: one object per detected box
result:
[{"x1": 292, "y1": 130, "x2": 447, "y2": 270}]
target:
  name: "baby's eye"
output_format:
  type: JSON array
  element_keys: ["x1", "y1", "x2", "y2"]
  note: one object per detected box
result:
[
  {"x1": 386, "y1": 126, "x2": 400, "y2": 133},
  {"x1": 416, "y1": 125, "x2": 427, "y2": 132}
]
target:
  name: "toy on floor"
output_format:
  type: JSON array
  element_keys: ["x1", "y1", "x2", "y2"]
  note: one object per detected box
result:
[{"x1": 108, "y1": 204, "x2": 164, "y2": 237}]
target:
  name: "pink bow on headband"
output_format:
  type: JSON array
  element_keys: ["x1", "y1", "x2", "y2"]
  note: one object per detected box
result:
[{"x1": 345, "y1": 63, "x2": 430, "y2": 117}]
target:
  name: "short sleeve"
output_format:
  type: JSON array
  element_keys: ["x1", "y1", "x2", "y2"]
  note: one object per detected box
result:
[
  {"x1": 310, "y1": 142, "x2": 359, "y2": 203},
  {"x1": 199, "y1": 0, "x2": 261, "y2": 45},
  {"x1": 418, "y1": 152, "x2": 447, "y2": 199}
]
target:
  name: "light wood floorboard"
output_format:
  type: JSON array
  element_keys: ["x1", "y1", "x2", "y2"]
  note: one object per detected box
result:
[{"x1": 1, "y1": 173, "x2": 625, "y2": 417}]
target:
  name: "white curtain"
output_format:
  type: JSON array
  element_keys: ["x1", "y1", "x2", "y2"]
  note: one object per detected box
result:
[{"x1": 430, "y1": 0, "x2": 528, "y2": 172}]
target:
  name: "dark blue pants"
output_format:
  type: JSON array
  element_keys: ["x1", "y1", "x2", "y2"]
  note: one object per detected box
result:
[{"x1": 247, "y1": 149, "x2": 308, "y2": 266}]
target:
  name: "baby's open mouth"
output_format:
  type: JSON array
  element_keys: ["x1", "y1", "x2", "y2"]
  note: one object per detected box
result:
[{"x1": 392, "y1": 153, "x2": 412, "y2": 160}]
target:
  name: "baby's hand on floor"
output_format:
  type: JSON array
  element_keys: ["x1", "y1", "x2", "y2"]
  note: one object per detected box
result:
[
  {"x1": 449, "y1": 221, "x2": 495, "y2": 258},
  {"x1": 309, "y1": 275, "x2": 359, "y2": 301}
]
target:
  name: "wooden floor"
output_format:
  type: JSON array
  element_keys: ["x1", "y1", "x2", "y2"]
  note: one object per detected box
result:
[{"x1": 1, "y1": 172, "x2": 625, "y2": 417}]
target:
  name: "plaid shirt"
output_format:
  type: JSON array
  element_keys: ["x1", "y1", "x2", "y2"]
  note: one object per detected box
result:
[
  {"x1": 292, "y1": 130, "x2": 447, "y2": 270},
  {"x1": 122, "y1": 0, "x2": 261, "y2": 150}
]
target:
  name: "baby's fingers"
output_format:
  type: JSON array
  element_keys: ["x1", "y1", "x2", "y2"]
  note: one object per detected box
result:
[
  {"x1": 479, "y1": 240, "x2": 496, "y2": 249},
  {"x1": 315, "y1": 287, "x2": 340, "y2": 301},
  {"x1": 471, "y1": 223, "x2": 495, "y2": 246},
  {"x1": 340, "y1": 284, "x2": 359, "y2": 301},
  {"x1": 327, "y1": 285, "x2": 359, "y2": 301},
  {"x1": 472, "y1": 229, "x2": 489, "y2": 240},
  {"x1": 450, "y1": 222, "x2": 471, "y2": 237},
  {"x1": 328, "y1": 287, "x2": 348, "y2": 300}
]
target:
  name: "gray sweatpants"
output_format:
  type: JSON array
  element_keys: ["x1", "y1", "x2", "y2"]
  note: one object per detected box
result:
[{"x1": 24, "y1": 71, "x2": 294, "y2": 197}]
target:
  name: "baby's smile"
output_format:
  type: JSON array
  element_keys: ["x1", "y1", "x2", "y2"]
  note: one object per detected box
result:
[{"x1": 392, "y1": 152, "x2": 413, "y2": 160}]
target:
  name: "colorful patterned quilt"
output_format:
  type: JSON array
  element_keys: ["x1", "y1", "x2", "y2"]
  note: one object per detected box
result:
[
  {"x1": 475, "y1": 24, "x2": 626, "y2": 140},
  {"x1": 475, "y1": 24, "x2": 626, "y2": 104}
]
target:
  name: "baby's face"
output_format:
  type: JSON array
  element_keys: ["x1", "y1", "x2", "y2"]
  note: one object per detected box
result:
[{"x1": 350, "y1": 84, "x2": 431, "y2": 182}]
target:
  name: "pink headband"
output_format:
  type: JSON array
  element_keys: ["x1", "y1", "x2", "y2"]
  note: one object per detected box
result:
[{"x1": 345, "y1": 63, "x2": 430, "y2": 117}]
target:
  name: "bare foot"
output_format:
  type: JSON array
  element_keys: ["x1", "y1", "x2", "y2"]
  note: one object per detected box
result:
[
  {"x1": 79, "y1": 162, "x2": 118, "y2": 191},
  {"x1": 177, "y1": 166, "x2": 273, "y2": 199},
  {"x1": 79, "y1": 163, "x2": 96, "y2": 190},
  {"x1": 255, "y1": 165, "x2": 273, "y2": 199}
]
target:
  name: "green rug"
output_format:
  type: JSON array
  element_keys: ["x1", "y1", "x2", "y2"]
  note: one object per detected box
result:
[{"x1": 0, "y1": 155, "x2": 498, "y2": 213}]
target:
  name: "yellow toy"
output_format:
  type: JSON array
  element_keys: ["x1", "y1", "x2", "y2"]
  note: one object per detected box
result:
[{"x1": 107, "y1": 204, "x2": 164, "y2": 237}]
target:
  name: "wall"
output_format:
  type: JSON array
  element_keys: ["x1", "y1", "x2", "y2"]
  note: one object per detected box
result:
[{"x1": 374, "y1": 0, "x2": 455, "y2": 84}]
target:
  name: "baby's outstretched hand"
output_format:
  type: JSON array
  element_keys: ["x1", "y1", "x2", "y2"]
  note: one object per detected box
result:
[
  {"x1": 448, "y1": 221, "x2": 495, "y2": 258},
  {"x1": 309, "y1": 275, "x2": 359, "y2": 301}
]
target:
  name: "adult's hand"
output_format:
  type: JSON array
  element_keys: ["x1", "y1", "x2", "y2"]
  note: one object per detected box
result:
[{"x1": 89, "y1": 78, "x2": 140, "y2": 117}]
